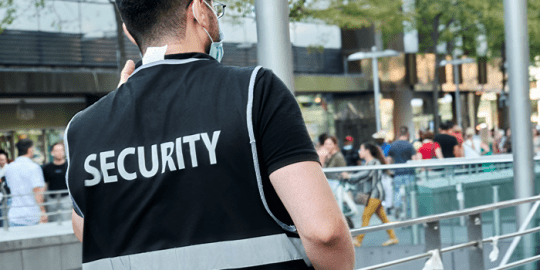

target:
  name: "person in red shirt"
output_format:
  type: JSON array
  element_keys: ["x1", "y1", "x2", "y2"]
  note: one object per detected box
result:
[
  {"x1": 418, "y1": 131, "x2": 443, "y2": 159},
  {"x1": 451, "y1": 125, "x2": 464, "y2": 157}
]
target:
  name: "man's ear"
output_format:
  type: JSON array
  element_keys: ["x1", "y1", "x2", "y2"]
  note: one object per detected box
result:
[
  {"x1": 123, "y1": 23, "x2": 138, "y2": 46},
  {"x1": 192, "y1": 0, "x2": 208, "y2": 28}
]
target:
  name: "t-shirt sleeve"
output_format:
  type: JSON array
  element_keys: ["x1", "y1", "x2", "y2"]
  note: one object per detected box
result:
[
  {"x1": 31, "y1": 165, "x2": 45, "y2": 188},
  {"x1": 41, "y1": 165, "x2": 49, "y2": 184},
  {"x1": 252, "y1": 69, "x2": 319, "y2": 175}
]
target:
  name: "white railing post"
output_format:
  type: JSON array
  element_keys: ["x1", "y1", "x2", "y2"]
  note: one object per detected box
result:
[
  {"x1": 467, "y1": 214, "x2": 485, "y2": 270},
  {"x1": 410, "y1": 190, "x2": 420, "y2": 245},
  {"x1": 2, "y1": 192, "x2": 8, "y2": 231},
  {"x1": 493, "y1": 185, "x2": 501, "y2": 236}
]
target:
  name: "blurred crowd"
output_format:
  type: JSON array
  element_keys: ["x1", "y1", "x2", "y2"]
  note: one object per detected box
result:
[
  {"x1": 0, "y1": 139, "x2": 69, "y2": 228},
  {"x1": 316, "y1": 120, "x2": 522, "y2": 248}
]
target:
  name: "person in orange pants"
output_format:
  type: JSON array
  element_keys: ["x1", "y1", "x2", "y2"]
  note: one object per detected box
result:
[
  {"x1": 355, "y1": 198, "x2": 397, "y2": 247},
  {"x1": 345, "y1": 143, "x2": 399, "y2": 247}
]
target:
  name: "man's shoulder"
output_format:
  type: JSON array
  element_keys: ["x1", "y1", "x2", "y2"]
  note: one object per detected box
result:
[
  {"x1": 391, "y1": 140, "x2": 410, "y2": 148},
  {"x1": 42, "y1": 162, "x2": 55, "y2": 171}
]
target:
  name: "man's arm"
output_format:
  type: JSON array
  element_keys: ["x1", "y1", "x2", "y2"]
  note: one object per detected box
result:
[
  {"x1": 72, "y1": 210, "x2": 84, "y2": 242},
  {"x1": 270, "y1": 161, "x2": 355, "y2": 270},
  {"x1": 453, "y1": 144, "x2": 461, "y2": 158},
  {"x1": 33, "y1": 186, "x2": 48, "y2": 223},
  {"x1": 435, "y1": 148, "x2": 444, "y2": 159}
]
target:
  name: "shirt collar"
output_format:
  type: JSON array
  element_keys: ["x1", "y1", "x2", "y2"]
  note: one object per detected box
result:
[
  {"x1": 135, "y1": 53, "x2": 215, "y2": 69},
  {"x1": 15, "y1": 156, "x2": 32, "y2": 162}
]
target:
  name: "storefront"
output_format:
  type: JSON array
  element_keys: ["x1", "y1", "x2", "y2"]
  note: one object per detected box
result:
[{"x1": 0, "y1": 97, "x2": 87, "y2": 164}]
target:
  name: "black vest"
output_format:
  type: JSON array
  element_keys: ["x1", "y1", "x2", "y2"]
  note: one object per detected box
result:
[{"x1": 65, "y1": 54, "x2": 312, "y2": 269}]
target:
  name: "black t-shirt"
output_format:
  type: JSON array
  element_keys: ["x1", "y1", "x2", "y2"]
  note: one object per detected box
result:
[
  {"x1": 43, "y1": 162, "x2": 68, "y2": 197},
  {"x1": 341, "y1": 147, "x2": 360, "y2": 166},
  {"x1": 66, "y1": 53, "x2": 319, "y2": 268},
  {"x1": 434, "y1": 134, "x2": 458, "y2": 158}
]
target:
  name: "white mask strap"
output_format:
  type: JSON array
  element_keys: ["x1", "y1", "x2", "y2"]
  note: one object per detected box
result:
[{"x1": 192, "y1": 0, "x2": 215, "y2": 43}]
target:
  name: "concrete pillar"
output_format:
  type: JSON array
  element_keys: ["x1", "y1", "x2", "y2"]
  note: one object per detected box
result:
[{"x1": 394, "y1": 88, "x2": 415, "y2": 139}]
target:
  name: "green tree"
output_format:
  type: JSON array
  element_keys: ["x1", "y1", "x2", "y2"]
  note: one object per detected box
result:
[{"x1": 224, "y1": 0, "x2": 540, "y2": 129}]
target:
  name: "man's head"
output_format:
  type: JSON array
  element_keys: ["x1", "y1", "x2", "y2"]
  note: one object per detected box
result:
[
  {"x1": 16, "y1": 139, "x2": 34, "y2": 157},
  {"x1": 439, "y1": 121, "x2": 454, "y2": 133},
  {"x1": 50, "y1": 142, "x2": 65, "y2": 162},
  {"x1": 372, "y1": 130, "x2": 386, "y2": 145},
  {"x1": 116, "y1": 0, "x2": 221, "y2": 54},
  {"x1": 343, "y1": 136, "x2": 354, "y2": 146},
  {"x1": 318, "y1": 133, "x2": 328, "y2": 146},
  {"x1": 0, "y1": 152, "x2": 7, "y2": 168},
  {"x1": 397, "y1": 126, "x2": 409, "y2": 140}
]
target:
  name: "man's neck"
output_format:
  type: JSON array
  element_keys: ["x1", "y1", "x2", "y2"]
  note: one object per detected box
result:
[
  {"x1": 398, "y1": 136, "x2": 408, "y2": 141},
  {"x1": 142, "y1": 36, "x2": 206, "y2": 57},
  {"x1": 53, "y1": 159, "x2": 65, "y2": 166}
]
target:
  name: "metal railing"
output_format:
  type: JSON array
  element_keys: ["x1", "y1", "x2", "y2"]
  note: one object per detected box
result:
[
  {"x1": 322, "y1": 155, "x2": 540, "y2": 270},
  {"x1": 350, "y1": 195, "x2": 540, "y2": 270},
  {"x1": 1, "y1": 189, "x2": 72, "y2": 230}
]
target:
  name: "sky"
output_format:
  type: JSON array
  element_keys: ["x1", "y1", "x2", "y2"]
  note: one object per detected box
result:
[{"x1": 3, "y1": 0, "x2": 341, "y2": 49}]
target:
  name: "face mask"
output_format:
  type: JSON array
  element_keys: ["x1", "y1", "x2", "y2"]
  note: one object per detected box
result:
[
  {"x1": 343, "y1": 145, "x2": 353, "y2": 151},
  {"x1": 193, "y1": 1, "x2": 225, "y2": 62}
]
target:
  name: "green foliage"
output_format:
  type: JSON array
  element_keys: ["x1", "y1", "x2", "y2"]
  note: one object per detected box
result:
[
  {"x1": 307, "y1": 44, "x2": 324, "y2": 54},
  {"x1": 0, "y1": 0, "x2": 16, "y2": 34},
  {"x1": 309, "y1": 0, "x2": 405, "y2": 33}
]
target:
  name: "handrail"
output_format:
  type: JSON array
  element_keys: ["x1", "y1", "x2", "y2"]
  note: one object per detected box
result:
[
  {"x1": 3, "y1": 190, "x2": 69, "y2": 198},
  {"x1": 322, "y1": 154, "x2": 534, "y2": 173},
  {"x1": 350, "y1": 195, "x2": 540, "y2": 235},
  {"x1": 490, "y1": 254, "x2": 540, "y2": 270},
  {"x1": 0, "y1": 210, "x2": 72, "y2": 221},
  {"x1": 355, "y1": 197, "x2": 540, "y2": 270}
]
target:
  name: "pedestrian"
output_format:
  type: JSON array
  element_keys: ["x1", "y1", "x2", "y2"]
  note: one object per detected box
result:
[
  {"x1": 452, "y1": 125, "x2": 464, "y2": 157},
  {"x1": 434, "y1": 121, "x2": 460, "y2": 158},
  {"x1": 4, "y1": 139, "x2": 47, "y2": 227},
  {"x1": 479, "y1": 127, "x2": 494, "y2": 155},
  {"x1": 373, "y1": 130, "x2": 391, "y2": 157},
  {"x1": 0, "y1": 150, "x2": 8, "y2": 227},
  {"x1": 418, "y1": 131, "x2": 443, "y2": 159},
  {"x1": 501, "y1": 128, "x2": 512, "y2": 153},
  {"x1": 387, "y1": 126, "x2": 417, "y2": 219},
  {"x1": 323, "y1": 136, "x2": 347, "y2": 180},
  {"x1": 0, "y1": 150, "x2": 7, "y2": 179},
  {"x1": 463, "y1": 128, "x2": 485, "y2": 158},
  {"x1": 42, "y1": 142, "x2": 71, "y2": 222},
  {"x1": 533, "y1": 128, "x2": 540, "y2": 154},
  {"x1": 316, "y1": 133, "x2": 329, "y2": 165},
  {"x1": 341, "y1": 135, "x2": 361, "y2": 166},
  {"x1": 66, "y1": 1, "x2": 354, "y2": 269},
  {"x1": 345, "y1": 142, "x2": 398, "y2": 247}
]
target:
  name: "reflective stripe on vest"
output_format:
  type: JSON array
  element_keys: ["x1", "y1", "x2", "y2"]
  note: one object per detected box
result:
[
  {"x1": 246, "y1": 66, "x2": 297, "y2": 233},
  {"x1": 82, "y1": 234, "x2": 307, "y2": 270}
]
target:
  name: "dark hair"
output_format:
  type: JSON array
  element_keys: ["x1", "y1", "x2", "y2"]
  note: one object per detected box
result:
[
  {"x1": 440, "y1": 120, "x2": 455, "y2": 131},
  {"x1": 318, "y1": 133, "x2": 329, "y2": 145},
  {"x1": 423, "y1": 131, "x2": 434, "y2": 140},
  {"x1": 115, "y1": 0, "x2": 191, "y2": 50},
  {"x1": 50, "y1": 141, "x2": 64, "y2": 152},
  {"x1": 327, "y1": 136, "x2": 338, "y2": 145},
  {"x1": 362, "y1": 142, "x2": 387, "y2": 165},
  {"x1": 16, "y1": 139, "x2": 33, "y2": 156},
  {"x1": 0, "y1": 149, "x2": 8, "y2": 160},
  {"x1": 398, "y1": 126, "x2": 409, "y2": 137}
]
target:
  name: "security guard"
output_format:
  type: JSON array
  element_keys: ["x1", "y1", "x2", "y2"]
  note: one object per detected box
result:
[{"x1": 66, "y1": 1, "x2": 354, "y2": 269}]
